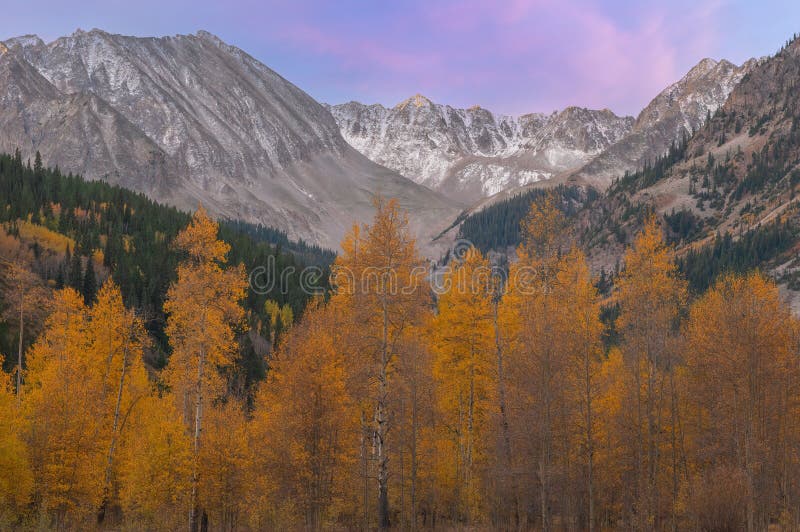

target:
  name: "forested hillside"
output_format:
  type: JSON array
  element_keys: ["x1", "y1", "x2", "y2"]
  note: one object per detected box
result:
[
  {"x1": 574, "y1": 34, "x2": 800, "y2": 293},
  {"x1": 0, "y1": 150, "x2": 328, "y2": 374},
  {"x1": 458, "y1": 185, "x2": 599, "y2": 252}
]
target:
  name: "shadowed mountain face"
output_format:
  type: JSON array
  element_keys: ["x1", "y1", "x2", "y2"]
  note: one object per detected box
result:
[
  {"x1": 329, "y1": 96, "x2": 634, "y2": 203},
  {"x1": 0, "y1": 29, "x2": 460, "y2": 250}
]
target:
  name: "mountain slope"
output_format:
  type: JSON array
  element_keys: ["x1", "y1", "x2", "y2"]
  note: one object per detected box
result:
[
  {"x1": 0, "y1": 29, "x2": 460, "y2": 250},
  {"x1": 572, "y1": 36, "x2": 800, "y2": 299},
  {"x1": 566, "y1": 57, "x2": 758, "y2": 188},
  {"x1": 328, "y1": 96, "x2": 633, "y2": 203}
]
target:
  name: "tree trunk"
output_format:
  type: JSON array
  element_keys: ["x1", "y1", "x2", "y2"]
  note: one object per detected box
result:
[
  {"x1": 540, "y1": 344, "x2": 552, "y2": 532},
  {"x1": 376, "y1": 296, "x2": 390, "y2": 530},
  {"x1": 361, "y1": 411, "x2": 369, "y2": 529},
  {"x1": 493, "y1": 299, "x2": 519, "y2": 528},
  {"x1": 669, "y1": 366, "x2": 678, "y2": 532},
  {"x1": 98, "y1": 333, "x2": 131, "y2": 523},
  {"x1": 190, "y1": 347, "x2": 206, "y2": 532},
  {"x1": 17, "y1": 294, "x2": 24, "y2": 403},
  {"x1": 411, "y1": 370, "x2": 418, "y2": 532},
  {"x1": 584, "y1": 333, "x2": 594, "y2": 532}
]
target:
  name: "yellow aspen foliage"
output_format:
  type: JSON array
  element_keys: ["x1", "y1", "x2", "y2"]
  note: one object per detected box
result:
[
  {"x1": 683, "y1": 272, "x2": 800, "y2": 530},
  {"x1": 519, "y1": 190, "x2": 568, "y2": 259},
  {"x1": 554, "y1": 249, "x2": 605, "y2": 530},
  {"x1": 163, "y1": 207, "x2": 247, "y2": 529},
  {"x1": 615, "y1": 216, "x2": 686, "y2": 529},
  {"x1": 594, "y1": 347, "x2": 629, "y2": 520},
  {"x1": 198, "y1": 400, "x2": 251, "y2": 531},
  {"x1": 116, "y1": 394, "x2": 193, "y2": 530},
  {"x1": 23, "y1": 281, "x2": 151, "y2": 527},
  {"x1": 87, "y1": 281, "x2": 151, "y2": 523},
  {"x1": 500, "y1": 195, "x2": 604, "y2": 529},
  {"x1": 0, "y1": 359, "x2": 33, "y2": 523},
  {"x1": 264, "y1": 299, "x2": 293, "y2": 343},
  {"x1": 429, "y1": 246, "x2": 496, "y2": 522},
  {"x1": 248, "y1": 299, "x2": 358, "y2": 530},
  {"x1": 23, "y1": 288, "x2": 104, "y2": 526},
  {"x1": 331, "y1": 197, "x2": 428, "y2": 529}
]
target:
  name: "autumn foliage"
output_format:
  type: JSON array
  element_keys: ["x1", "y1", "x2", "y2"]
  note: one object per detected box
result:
[{"x1": 3, "y1": 199, "x2": 800, "y2": 531}]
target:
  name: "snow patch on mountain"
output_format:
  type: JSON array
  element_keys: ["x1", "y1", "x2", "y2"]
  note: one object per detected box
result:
[{"x1": 328, "y1": 99, "x2": 632, "y2": 202}]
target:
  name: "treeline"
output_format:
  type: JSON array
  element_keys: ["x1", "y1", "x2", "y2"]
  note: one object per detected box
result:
[
  {"x1": 2, "y1": 196, "x2": 799, "y2": 531},
  {"x1": 458, "y1": 185, "x2": 597, "y2": 252},
  {"x1": 0, "y1": 150, "x2": 326, "y2": 371},
  {"x1": 611, "y1": 130, "x2": 691, "y2": 193},
  {"x1": 222, "y1": 219, "x2": 336, "y2": 267},
  {"x1": 677, "y1": 220, "x2": 795, "y2": 292}
]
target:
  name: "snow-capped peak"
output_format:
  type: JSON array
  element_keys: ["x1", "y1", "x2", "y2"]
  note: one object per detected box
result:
[{"x1": 328, "y1": 97, "x2": 634, "y2": 202}]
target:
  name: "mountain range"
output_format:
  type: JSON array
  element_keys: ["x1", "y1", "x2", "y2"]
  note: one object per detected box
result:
[
  {"x1": 328, "y1": 98, "x2": 633, "y2": 202},
  {"x1": 574, "y1": 35, "x2": 800, "y2": 307},
  {"x1": 0, "y1": 28, "x2": 773, "y2": 257},
  {"x1": 329, "y1": 57, "x2": 757, "y2": 206},
  {"x1": 0, "y1": 29, "x2": 458, "y2": 250}
]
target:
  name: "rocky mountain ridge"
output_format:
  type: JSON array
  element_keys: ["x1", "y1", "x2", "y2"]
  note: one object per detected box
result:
[
  {"x1": 328, "y1": 96, "x2": 633, "y2": 203},
  {"x1": 0, "y1": 29, "x2": 460, "y2": 250},
  {"x1": 330, "y1": 57, "x2": 758, "y2": 206}
]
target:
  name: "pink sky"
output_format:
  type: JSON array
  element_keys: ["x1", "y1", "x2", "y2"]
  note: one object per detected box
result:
[{"x1": 2, "y1": 0, "x2": 798, "y2": 116}]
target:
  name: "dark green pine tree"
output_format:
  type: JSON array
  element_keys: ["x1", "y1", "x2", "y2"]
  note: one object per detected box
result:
[
  {"x1": 34, "y1": 150, "x2": 43, "y2": 175},
  {"x1": 68, "y1": 251, "x2": 83, "y2": 292},
  {"x1": 82, "y1": 257, "x2": 97, "y2": 305},
  {"x1": 55, "y1": 264, "x2": 65, "y2": 289}
]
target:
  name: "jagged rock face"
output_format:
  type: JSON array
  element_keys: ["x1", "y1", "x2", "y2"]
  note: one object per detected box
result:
[
  {"x1": 328, "y1": 96, "x2": 633, "y2": 202},
  {"x1": 567, "y1": 57, "x2": 758, "y2": 188},
  {"x1": 0, "y1": 29, "x2": 460, "y2": 250}
]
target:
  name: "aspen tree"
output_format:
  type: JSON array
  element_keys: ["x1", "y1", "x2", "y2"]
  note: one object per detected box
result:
[
  {"x1": 616, "y1": 217, "x2": 686, "y2": 529},
  {"x1": 429, "y1": 247, "x2": 495, "y2": 523},
  {"x1": 0, "y1": 261, "x2": 49, "y2": 401},
  {"x1": 248, "y1": 299, "x2": 359, "y2": 530},
  {"x1": 117, "y1": 395, "x2": 193, "y2": 529},
  {"x1": 23, "y1": 289, "x2": 101, "y2": 526},
  {"x1": 90, "y1": 281, "x2": 150, "y2": 523},
  {"x1": 164, "y1": 207, "x2": 247, "y2": 531},
  {"x1": 331, "y1": 197, "x2": 428, "y2": 529},
  {"x1": 684, "y1": 273, "x2": 799, "y2": 531},
  {"x1": 502, "y1": 192, "x2": 568, "y2": 530},
  {"x1": 0, "y1": 356, "x2": 33, "y2": 523}
]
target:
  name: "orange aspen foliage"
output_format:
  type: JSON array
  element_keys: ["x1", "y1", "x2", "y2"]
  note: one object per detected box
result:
[
  {"x1": 248, "y1": 298, "x2": 359, "y2": 530},
  {"x1": 23, "y1": 289, "x2": 103, "y2": 526},
  {"x1": 197, "y1": 400, "x2": 251, "y2": 530},
  {"x1": 331, "y1": 197, "x2": 429, "y2": 529},
  {"x1": 500, "y1": 196, "x2": 603, "y2": 530},
  {"x1": 683, "y1": 272, "x2": 800, "y2": 530},
  {"x1": 428, "y1": 246, "x2": 496, "y2": 523},
  {"x1": 163, "y1": 207, "x2": 247, "y2": 531},
  {"x1": 0, "y1": 357, "x2": 33, "y2": 523},
  {"x1": 116, "y1": 395, "x2": 193, "y2": 529},
  {"x1": 615, "y1": 216, "x2": 686, "y2": 529},
  {"x1": 23, "y1": 281, "x2": 150, "y2": 528},
  {"x1": 0, "y1": 261, "x2": 50, "y2": 402}
]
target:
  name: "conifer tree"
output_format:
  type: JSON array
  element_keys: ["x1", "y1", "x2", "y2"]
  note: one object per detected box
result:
[{"x1": 82, "y1": 256, "x2": 97, "y2": 305}]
